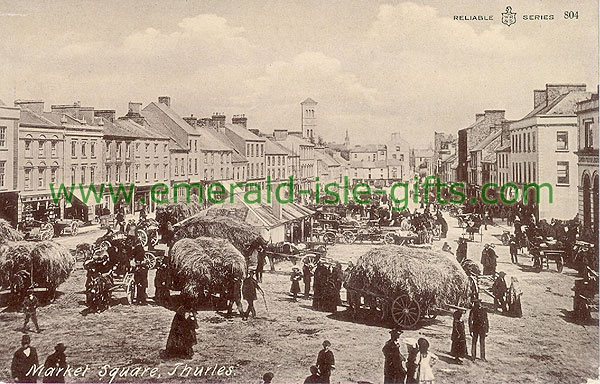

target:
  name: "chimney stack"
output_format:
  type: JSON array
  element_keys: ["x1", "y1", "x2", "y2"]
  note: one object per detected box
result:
[
  {"x1": 158, "y1": 96, "x2": 171, "y2": 108},
  {"x1": 183, "y1": 114, "x2": 198, "y2": 127},
  {"x1": 128, "y1": 102, "x2": 142, "y2": 115},
  {"x1": 212, "y1": 113, "x2": 226, "y2": 128},
  {"x1": 533, "y1": 90, "x2": 546, "y2": 109},
  {"x1": 232, "y1": 114, "x2": 248, "y2": 128},
  {"x1": 94, "y1": 109, "x2": 116, "y2": 123},
  {"x1": 273, "y1": 129, "x2": 288, "y2": 141},
  {"x1": 14, "y1": 100, "x2": 45, "y2": 115}
]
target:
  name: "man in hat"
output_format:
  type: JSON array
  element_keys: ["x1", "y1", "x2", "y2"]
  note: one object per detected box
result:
[
  {"x1": 468, "y1": 298, "x2": 489, "y2": 361},
  {"x1": 492, "y1": 272, "x2": 508, "y2": 312},
  {"x1": 242, "y1": 270, "x2": 263, "y2": 320},
  {"x1": 302, "y1": 260, "x2": 312, "y2": 298},
  {"x1": 22, "y1": 290, "x2": 41, "y2": 333},
  {"x1": 316, "y1": 340, "x2": 335, "y2": 383},
  {"x1": 132, "y1": 238, "x2": 148, "y2": 305},
  {"x1": 11, "y1": 335, "x2": 39, "y2": 383},
  {"x1": 43, "y1": 343, "x2": 67, "y2": 383},
  {"x1": 290, "y1": 267, "x2": 303, "y2": 302},
  {"x1": 456, "y1": 238, "x2": 467, "y2": 264},
  {"x1": 382, "y1": 328, "x2": 406, "y2": 384}
]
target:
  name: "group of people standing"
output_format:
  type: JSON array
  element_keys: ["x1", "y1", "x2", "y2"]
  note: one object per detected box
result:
[{"x1": 311, "y1": 261, "x2": 344, "y2": 313}]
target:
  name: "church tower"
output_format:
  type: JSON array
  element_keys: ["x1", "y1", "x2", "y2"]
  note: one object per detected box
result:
[
  {"x1": 301, "y1": 98, "x2": 317, "y2": 141},
  {"x1": 344, "y1": 129, "x2": 350, "y2": 149}
]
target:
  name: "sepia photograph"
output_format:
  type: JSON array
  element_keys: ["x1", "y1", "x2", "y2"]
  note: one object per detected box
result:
[{"x1": 0, "y1": 0, "x2": 598, "y2": 383}]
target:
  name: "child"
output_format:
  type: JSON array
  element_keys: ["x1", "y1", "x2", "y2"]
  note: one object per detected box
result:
[
  {"x1": 416, "y1": 338, "x2": 437, "y2": 384},
  {"x1": 290, "y1": 267, "x2": 303, "y2": 302},
  {"x1": 450, "y1": 310, "x2": 467, "y2": 364}
]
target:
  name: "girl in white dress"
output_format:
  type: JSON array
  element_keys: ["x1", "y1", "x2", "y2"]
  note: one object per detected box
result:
[{"x1": 416, "y1": 337, "x2": 437, "y2": 384}]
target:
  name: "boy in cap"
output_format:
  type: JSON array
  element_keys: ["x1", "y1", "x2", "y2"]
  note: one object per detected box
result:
[
  {"x1": 382, "y1": 328, "x2": 406, "y2": 384},
  {"x1": 11, "y1": 334, "x2": 38, "y2": 383},
  {"x1": 22, "y1": 290, "x2": 41, "y2": 333},
  {"x1": 316, "y1": 340, "x2": 335, "y2": 383}
]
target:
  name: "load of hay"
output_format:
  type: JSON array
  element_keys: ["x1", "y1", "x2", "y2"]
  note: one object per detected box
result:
[
  {"x1": 173, "y1": 214, "x2": 265, "y2": 265},
  {"x1": 156, "y1": 201, "x2": 205, "y2": 226},
  {"x1": 169, "y1": 237, "x2": 246, "y2": 299},
  {"x1": 0, "y1": 218, "x2": 24, "y2": 244},
  {"x1": 346, "y1": 245, "x2": 470, "y2": 308},
  {"x1": 0, "y1": 241, "x2": 74, "y2": 292}
]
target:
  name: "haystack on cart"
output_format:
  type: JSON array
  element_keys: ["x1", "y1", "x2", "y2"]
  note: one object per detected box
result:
[
  {"x1": 93, "y1": 231, "x2": 158, "y2": 270},
  {"x1": 345, "y1": 245, "x2": 470, "y2": 329}
]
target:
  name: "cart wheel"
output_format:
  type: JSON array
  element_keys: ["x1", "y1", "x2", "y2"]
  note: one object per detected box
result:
[
  {"x1": 556, "y1": 257, "x2": 564, "y2": 273},
  {"x1": 71, "y1": 221, "x2": 79, "y2": 236},
  {"x1": 149, "y1": 230, "x2": 159, "y2": 246},
  {"x1": 343, "y1": 231, "x2": 356, "y2": 244},
  {"x1": 322, "y1": 232, "x2": 335, "y2": 245},
  {"x1": 137, "y1": 230, "x2": 148, "y2": 247},
  {"x1": 144, "y1": 252, "x2": 157, "y2": 270},
  {"x1": 302, "y1": 254, "x2": 317, "y2": 266},
  {"x1": 125, "y1": 275, "x2": 135, "y2": 305},
  {"x1": 391, "y1": 295, "x2": 421, "y2": 329},
  {"x1": 384, "y1": 233, "x2": 396, "y2": 245}
]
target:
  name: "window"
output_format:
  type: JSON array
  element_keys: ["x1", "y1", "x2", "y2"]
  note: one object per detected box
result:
[
  {"x1": 0, "y1": 161, "x2": 5, "y2": 186},
  {"x1": 220, "y1": 168, "x2": 223, "y2": 179},
  {"x1": 267, "y1": 157, "x2": 271, "y2": 167},
  {"x1": 145, "y1": 165, "x2": 149, "y2": 181},
  {"x1": 154, "y1": 144, "x2": 158, "y2": 157},
  {"x1": 189, "y1": 159, "x2": 192, "y2": 173},
  {"x1": 106, "y1": 165, "x2": 110, "y2": 182},
  {"x1": 195, "y1": 159, "x2": 198, "y2": 174},
  {"x1": 531, "y1": 132, "x2": 536, "y2": 152},
  {"x1": 24, "y1": 168, "x2": 31, "y2": 189},
  {"x1": 174, "y1": 160, "x2": 178, "y2": 176},
  {"x1": 135, "y1": 143, "x2": 140, "y2": 157},
  {"x1": 115, "y1": 166, "x2": 120, "y2": 182},
  {"x1": 90, "y1": 167, "x2": 95, "y2": 183},
  {"x1": 532, "y1": 162, "x2": 536, "y2": 181},
  {"x1": 204, "y1": 169, "x2": 208, "y2": 180},
  {"x1": 0, "y1": 127, "x2": 5, "y2": 147},
  {"x1": 195, "y1": 141, "x2": 198, "y2": 152},
  {"x1": 39, "y1": 140, "x2": 45, "y2": 157},
  {"x1": 50, "y1": 168, "x2": 57, "y2": 184},
  {"x1": 90, "y1": 142, "x2": 95, "y2": 158},
  {"x1": 117, "y1": 142, "x2": 122, "y2": 159},
  {"x1": 527, "y1": 133, "x2": 531, "y2": 152},
  {"x1": 81, "y1": 166, "x2": 86, "y2": 184},
  {"x1": 221, "y1": 153, "x2": 225, "y2": 164},
  {"x1": 135, "y1": 165, "x2": 139, "y2": 181},
  {"x1": 145, "y1": 143, "x2": 150, "y2": 157},
  {"x1": 164, "y1": 164, "x2": 168, "y2": 179},
  {"x1": 71, "y1": 167, "x2": 76, "y2": 184},
  {"x1": 584, "y1": 121, "x2": 594, "y2": 149},
  {"x1": 124, "y1": 165, "x2": 129, "y2": 182},
  {"x1": 557, "y1": 161, "x2": 569, "y2": 184},
  {"x1": 154, "y1": 164, "x2": 158, "y2": 180},
  {"x1": 249, "y1": 144, "x2": 253, "y2": 157},
  {"x1": 51, "y1": 141, "x2": 57, "y2": 157},
  {"x1": 211, "y1": 169, "x2": 214, "y2": 179},
  {"x1": 557, "y1": 131, "x2": 568, "y2": 150},
  {"x1": 211, "y1": 153, "x2": 214, "y2": 165},
  {"x1": 164, "y1": 144, "x2": 168, "y2": 153},
  {"x1": 25, "y1": 140, "x2": 32, "y2": 157},
  {"x1": 106, "y1": 142, "x2": 111, "y2": 158}
]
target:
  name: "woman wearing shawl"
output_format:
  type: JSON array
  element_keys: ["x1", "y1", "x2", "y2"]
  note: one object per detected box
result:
[
  {"x1": 165, "y1": 305, "x2": 198, "y2": 358},
  {"x1": 507, "y1": 277, "x2": 523, "y2": 318}
]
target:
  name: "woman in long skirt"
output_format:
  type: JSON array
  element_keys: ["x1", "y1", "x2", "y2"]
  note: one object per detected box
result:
[
  {"x1": 290, "y1": 267, "x2": 303, "y2": 301},
  {"x1": 165, "y1": 305, "x2": 198, "y2": 358},
  {"x1": 508, "y1": 277, "x2": 523, "y2": 318},
  {"x1": 450, "y1": 310, "x2": 467, "y2": 364}
]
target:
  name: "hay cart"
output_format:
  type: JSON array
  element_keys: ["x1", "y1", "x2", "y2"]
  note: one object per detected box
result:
[
  {"x1": 537, "y1": 240, "x2": 565, "y2": 272},
  {"x1": 94, "y1": 232, "x2": 158, "y2": 270},
  {"x1": 18, "y1": 219, "x2": 54, "y2": 241},
  {"x1": 52, "y1": 219, "x2": 82, "y2": 237},
  {"x1": 126, "y1": 218, "x2": 159, "y2": 248},
  {"x1": 345, "y1": 286, "x2": 438, "y2": 329}
]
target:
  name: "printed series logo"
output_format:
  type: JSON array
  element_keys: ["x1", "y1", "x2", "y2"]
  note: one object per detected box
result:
[{"x1": 502, "y1": 6, "x2": 516, "y2": 27}]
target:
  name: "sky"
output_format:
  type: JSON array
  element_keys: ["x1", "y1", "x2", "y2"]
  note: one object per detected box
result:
[{"x1": 0, "y1": 0, "x2": 597, "y2": 147}]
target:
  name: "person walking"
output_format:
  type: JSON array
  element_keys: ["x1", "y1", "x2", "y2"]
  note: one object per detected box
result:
[
  {"x1": 492, "y1": 272, "x2": 508, "y2": 312},
  {"x1": 43, "y1": 343, "x2": 67, "y2": 383},
  {"x1": 468, "y1": 298, "x2": 489, "y2": 362},
  {"x1": 11, "y1": 335, "x2": 39, "y2": 383},
  {"x1": 242, "y1": 271, "x2": 263, "y2": 320},
  {"x1": 256, "y1": 251, "x2": 266, "y2": 283},
  {"x1": 290, "y1": 267, "x2": 303, "y2": 302},
  {"x1": 507, "y1": 277, "x2": 523, "y2": 318},
  {"x1": 302, "y1": 261, "x2": 312, "y2": 298},
  {"x1": 415, "y1": 338, "x2": 437, "y2": 384},
  {"x1": 509, "y1": 235, "x2": 519, "y2": 264},
  {"x1": 456, "y1": 238, "x2": 467, "y2": 264},
  {"x1": 226, "y1": 276, "x2": 244, "y2": 317},
  {"x1": 450, "y1": 310, "x2": 467, "y2": 364},
  {"x1": 164, "y1": 305, "x2": 198, "y2": 359},
  {"x1": 22, "y1": 290, "x2": 41, "y2": 333},
  {"x1": 382, "y1": 328, "x2": 406, "y2": 384},
  {"x1": 316, "y1": 340, "x2": 335, "y2": 383}
]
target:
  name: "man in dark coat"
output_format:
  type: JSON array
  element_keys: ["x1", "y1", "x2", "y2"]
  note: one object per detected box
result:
[
  {"x1": 132, "y1": 240, "x2": 148, "y2": 305},
  {"x1": 316, "y1": 340, "x2": 335, "y2": 383},
  {"x1": 468, "y1": 298, "x2": 489, "y2": 361},
  {"x1": 242, "y1": 271, "x2": 263, "y2": 320},
  {"x1": 382, "y1": 328, "x2": 406, "y2": 384},
  {"x1": 303, "y1": 365, "x2": 322, "y2": 384},
  {"x1": 11, "y1": 334, "x2": 39, "y2": 383},
  {"x1": 436, "y1": 211, "x2": 448, "y2": 238},
  {"x1": 43, "y1": 343, "x2": 67, "y2": 383},
  {"x1": 313, "y1": 262, "x2": 328, "y2": 310},
  {"x1": 154, "y1": 259, "x2": 171, "y2": 306},
  {"x1": 492, "y1": 272, "x2": 508, "y2": 312},
  {"x1": 456, "y1": 238, "x2": 467, "y2": 264},
  {"x1": 303, "y1": 262, "x2": 312, "y2": 298},
  {"x1": 256, "y1": 252, "x2": 266, "y2": 283},
  {"x1": 509, "y1": 235, "x2": 519, "y2": 264}
]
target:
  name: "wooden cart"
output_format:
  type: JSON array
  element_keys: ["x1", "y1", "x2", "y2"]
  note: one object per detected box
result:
[{"x1": 345, "y1": 286, "x2": 438, "y2": 329}]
